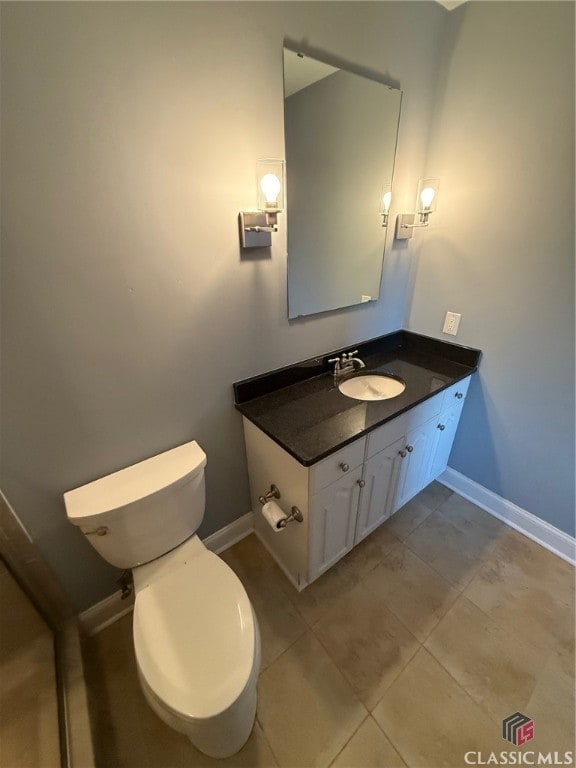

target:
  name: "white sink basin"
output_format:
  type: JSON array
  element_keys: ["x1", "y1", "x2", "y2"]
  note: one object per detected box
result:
[{"x1": 338, "y1": 374, "x2": 406, "y2": 401}]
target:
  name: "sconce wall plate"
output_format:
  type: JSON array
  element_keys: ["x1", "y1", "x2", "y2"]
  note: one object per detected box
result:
[
  {"x1": 395, "y1": 213, "x2": 415, "y2": 240},
  {"x1": 239, "y1": 212, "x2": 273, "y2": 248}
]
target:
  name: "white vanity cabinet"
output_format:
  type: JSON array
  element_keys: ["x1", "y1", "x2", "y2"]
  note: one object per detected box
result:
[
  {"x1": 354, "y1": 435, "x2": 405, "y2": 543},
  {"x1": 427, "y1": 380, "x2": 471, "y2": 480},
  {"x1": 359, "y1": 376, "x2": 472, "y2": 538},
  {"x1": 242, "y1": 375, "x2": 471, "y2": 591},
  {"x1": 308, "y1": 437, "x2": 366, "y2": 580},
  {"x1": 309, "y1": 465, "x2": 364, "y2": 579},
  {"x1": 358, "y1": 392, "x2": 446, "y2": 537}
]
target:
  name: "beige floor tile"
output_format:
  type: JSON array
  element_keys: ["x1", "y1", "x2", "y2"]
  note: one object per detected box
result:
[
  {"x1": 383, "y1": 497, "x2": 433, "y2": 541},
  {"x1": 222, "y1": 536, "x2": 307, "y2": 669},
  {"x1": 436, "y1": 493, "x2": 506, "y2": 540},
  {"x1": 556, "y1": 644, "x2": 576, "y2": 682},
  {"x1": 0, "y1": 569, "x2": 60, "y2": 768},
  {"x1": 522, "y1": 654, "x2": 576, "y2": 766},
  {"x1": 281, "y1": 565, "x2": 358, "y2": 627},
  {"x1": 464, "y1": 529, "x2": 575, "y2": 656},
  {"x1": 224, "y1": 534, "x2": 365, "y2": 632},
  {"x1": 0, "y1": 567, "x2": 51, "y2": 655},
  {"x1": 372, "y1": 648, "x2": 499, "y2": 768},
  {"x1": 425, "y1": 596, "x2": 542, "y2": 722},
  {"x1": 142, "y1": 714, "x2": 279, "y2": 768},
  {"x1": 413, "y1": 480, "x2": 452, "y2": 511},
  {"x1": 0, "y1": 637, "x2": 61, "y2": 768},
  {"x1": 404, "y1": 508, "x2": 499, "y2": 589},
  {"x1": 526, "y1": 651, "x2": 576, "y2": 757},
  {"x1": 362, "y1": 541, "x2": 459, "y2": 642},
  {"x1": 253, "y1": 593, "x2": 308, "y2": 671},
  {"x1": 220, "y1": 534, "x2": 280, "y2": 583},
  {"x1": 83, "y1": 616, "x2": 153, "y2": 768},
  {"x1": 313, "y1": 581, "x2": 419, "y2": 710},
  {"x1": 335, "y1": 522, "x2": 398, "y2": 585},
  {"x1": 257, "y1": 631, "x2": 367, "y2": 768},
  {"x1": 329, "y1": 715, "x2": 408, "y2": 768}
]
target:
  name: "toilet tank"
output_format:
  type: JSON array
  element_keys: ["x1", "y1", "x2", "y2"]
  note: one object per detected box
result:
[{"x1": 64, "y1": 441, "x2": 207, "y2": 569}]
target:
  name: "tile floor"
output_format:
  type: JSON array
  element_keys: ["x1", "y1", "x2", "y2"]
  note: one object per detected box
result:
[
  {"x1": 0, "y1": 559, "x2": 61, "y2": 768},
  {"x1": 83, "y1": 483, "x2": 575, "y2": 768}
]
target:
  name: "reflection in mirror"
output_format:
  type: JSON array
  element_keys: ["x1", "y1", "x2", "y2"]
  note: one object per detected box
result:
[{"x1": 284, "y1": 49, "x2": 402, "y2": 319}]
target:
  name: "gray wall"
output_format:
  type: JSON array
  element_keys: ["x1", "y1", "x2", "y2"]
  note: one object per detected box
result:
[
  {"x1": 0, "y1": 2, "x2": 446, "y2": 610},
  {"x1": 408, "y1": 2, "x2": 575, "y2": 535}
]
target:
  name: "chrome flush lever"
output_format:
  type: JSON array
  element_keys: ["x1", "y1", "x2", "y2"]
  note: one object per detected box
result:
[{"x1": 84, "y1": 526, "x2": 109, "y2": 536}]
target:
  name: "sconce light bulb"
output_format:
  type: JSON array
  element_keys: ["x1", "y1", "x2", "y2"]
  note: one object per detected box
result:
[
  {"x1": 420, "y1": 186, "x2": 436, "y2": 209},
  {"x1": 260, "y1": 173, "x2": 281, "y2": 205},
  {"x1": 382, "y1": 191, "x2": 392, "y2": 213}
]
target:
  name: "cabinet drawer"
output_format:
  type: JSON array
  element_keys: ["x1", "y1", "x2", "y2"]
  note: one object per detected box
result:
[
  {"x1": 440, "y1": 376, "x2": 471, "y2": 411},
  {"x1": 366, "y1": 394, "x2": 442, "y2": 458},
  {"x1": 311, "y1": 438, "x2": 366, "y2": 493}
]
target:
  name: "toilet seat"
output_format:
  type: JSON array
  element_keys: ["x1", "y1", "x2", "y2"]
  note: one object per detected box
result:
[{"x1": 133, "y1": 546, "x2": 256, "y2": 721}]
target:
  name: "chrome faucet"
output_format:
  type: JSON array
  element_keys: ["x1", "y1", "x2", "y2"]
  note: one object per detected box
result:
[{"x1": 328, "y1": 350, "x2": 366, "y2": 379}]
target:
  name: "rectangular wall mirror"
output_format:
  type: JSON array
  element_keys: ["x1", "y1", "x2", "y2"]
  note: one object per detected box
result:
[{"x1": 284, "y1": 49, "x2": 402, "y2": 319}]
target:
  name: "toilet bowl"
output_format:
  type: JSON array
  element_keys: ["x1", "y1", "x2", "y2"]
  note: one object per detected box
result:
[
  {"x1": 64, "y1": 441, "x2": 260, "y2": 758},
  {"x1": 132, "y1": 535, "x2": 261, "y2": 758}
]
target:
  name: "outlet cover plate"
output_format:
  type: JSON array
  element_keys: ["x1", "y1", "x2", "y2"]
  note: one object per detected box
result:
[{"x1": 443, "y1": 311, "x2": 461, "y2": 335}]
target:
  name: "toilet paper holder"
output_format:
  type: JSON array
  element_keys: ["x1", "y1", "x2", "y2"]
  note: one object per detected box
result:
[
  {"x1": 277, "y1": 506, "x2": 304, "y2": 528},
  {"x1": 258, "y1": 484, "x2": 280, "y2": 505},
  {"x1": 258, "y1": 484, "x2": 303, "y2": 528}
]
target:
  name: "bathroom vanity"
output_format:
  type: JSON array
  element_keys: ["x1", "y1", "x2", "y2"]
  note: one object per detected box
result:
[{"x1": 234, "y1": 331, "x2": 481, "y2": 590}]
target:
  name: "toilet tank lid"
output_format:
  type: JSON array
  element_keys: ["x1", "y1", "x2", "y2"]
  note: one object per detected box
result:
[{"x1": 64, "y1": 441, "x2": 207, "y2": 523}]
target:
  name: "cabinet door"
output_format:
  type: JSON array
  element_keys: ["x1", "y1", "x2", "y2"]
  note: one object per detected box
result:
[
  {"x1": 394, "y1": 419, "x2": 437, "y2": 510},
  {"x1": 309, "y1": 466, "x2": 362, "y2": 581},
  {"x1": 428, "y1": 404, "x2": 463, "y2": 481},
  {"x1": 355, "y1": 436, "x2": 405, "y2": 543}
]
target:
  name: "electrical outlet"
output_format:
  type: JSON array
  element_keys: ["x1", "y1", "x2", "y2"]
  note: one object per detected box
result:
[{"x1": 443, "y1": 311, "x2": 461, "y2": 336}]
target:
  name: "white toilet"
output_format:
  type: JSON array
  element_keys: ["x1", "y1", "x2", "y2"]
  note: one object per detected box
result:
[{"x1": 64, "y1": 441, "x2": 261, "y2": 759}]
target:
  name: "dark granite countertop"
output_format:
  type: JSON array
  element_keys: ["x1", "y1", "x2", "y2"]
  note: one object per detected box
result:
[{"x1": 234, "y1": 331, "x2": 481, "y2": 467}]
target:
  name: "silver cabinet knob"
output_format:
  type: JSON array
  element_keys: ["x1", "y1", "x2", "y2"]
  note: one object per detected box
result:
[
  {"x1": 437, "y1": 423, "x2": 446, "y2": 431},
  {"x1": 340, "y1": 462, "x2": 349, "y2": 472},
  {"x1": 406, "y1": 445, "x2": 414, "y2": 453},
  {"x1": 398, "y1": 450, "x2": 407, "y2": 458},
  {"x1": 357, "y1": 479, "x2": 365, "y2": 487},
  {"x1": 455, "y1": 392, "x2": 463, "y2": 399}
]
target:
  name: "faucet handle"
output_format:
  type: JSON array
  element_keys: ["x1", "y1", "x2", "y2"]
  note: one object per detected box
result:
[{"x1": 328, "y1": 357, "x2": 341, "y2": 372}]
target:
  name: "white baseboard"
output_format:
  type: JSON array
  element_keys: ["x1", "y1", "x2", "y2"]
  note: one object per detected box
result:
[
  {"x1": 79, "y1": 590, "x2": 135, "y2": 636},
  {"x1": 203, "y1": 511, "x2": 254, "y2": 554},
  {"x1": 79, "y1": 512, "x2": 255, "y2": 635},
  {"x1": 439, "y1": 467, "x2": 576, "y2": 566}
]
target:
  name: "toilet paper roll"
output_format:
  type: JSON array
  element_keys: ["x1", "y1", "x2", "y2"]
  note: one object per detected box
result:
[{"x1": 261, "y1": 501, "x2": 286, "y2": 532}]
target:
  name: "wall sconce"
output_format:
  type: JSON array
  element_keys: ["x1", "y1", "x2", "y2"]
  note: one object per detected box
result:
[
  {"x1": 395, "y1": 178, "x2": 440, "y2": 240},
  {"x1": 239, "y1": 159, "x2": 285, "y2": 248},
  {"x1": 380, "y1": 185, "x2": 392, "y2": 228}
]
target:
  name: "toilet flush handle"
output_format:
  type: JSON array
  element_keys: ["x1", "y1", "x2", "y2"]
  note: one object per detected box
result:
[{"x1": 84, "y1": 526, "x2": 109, "y2": 536}]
